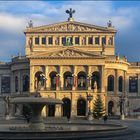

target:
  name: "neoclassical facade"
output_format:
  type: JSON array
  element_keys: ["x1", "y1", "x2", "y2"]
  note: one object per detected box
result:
[{"x1": 0, "y1": 11, "x2": 139, "y2": 118}]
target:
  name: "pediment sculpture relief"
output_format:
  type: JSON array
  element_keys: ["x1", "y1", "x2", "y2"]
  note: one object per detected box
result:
[
  {"x1": 44, "y1": 23, "x2": 98, "y2": 32},
  {"x1": 48, "y1": 49, "x2": 90, "y2": 57}
]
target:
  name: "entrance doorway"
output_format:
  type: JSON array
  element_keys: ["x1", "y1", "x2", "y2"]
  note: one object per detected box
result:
[
  {"x1": 108, "y1": 101, "x2": 114, "y2": 116},
  {"x1": 62, "y1": 98, "x2": 71, "y2": 117},
  {"x1": 48, "y1": 105, "x2": 55, "y2": 117},
  {"x1": 77, "y1": 98, "x2": 86, "y2": 116}
]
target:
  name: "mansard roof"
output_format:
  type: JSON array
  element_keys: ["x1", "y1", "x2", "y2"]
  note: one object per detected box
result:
[{"x1": 24, "y1": 20, "x2": 117, "y2": 34}]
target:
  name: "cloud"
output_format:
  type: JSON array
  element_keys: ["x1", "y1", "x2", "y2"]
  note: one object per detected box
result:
[{"x1": 0, "y1": 1, "x2": 139, "y2": 62}]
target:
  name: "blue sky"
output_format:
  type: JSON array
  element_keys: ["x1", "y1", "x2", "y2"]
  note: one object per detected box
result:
[{"x1": 0, "y1": 1, "x2": 140, "y2": 62}]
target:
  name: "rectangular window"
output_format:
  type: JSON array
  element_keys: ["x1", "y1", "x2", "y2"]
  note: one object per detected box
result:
[
  {"x1": 129, "y1": 76, "x2": 138, "y2": 93},
  {"x1": 88, "y1": 37, "x2": 93, "y2": 45},
  {"x1": 75, "y1": 37, "x2": 79, "y2": 45},
  {"x1": 1, "y1": 76, "x2": 10, "y2": 93},
  {"x1": 35, "y1": 37, "x2": 39, "y2": 45},
  {"x1": 102, "y1": 37, "x2": 106, "y2": 45},
  {"x1": 95, "y1": 37, "x2": 99, "y2": 45},
  {"x1": 48, "y1": 37, "x2": 53, "y2": 45},
  {"x1": 62, "y1": 37, "x2": 66, "y2": 45},
  {"x1": 42, "y1": 37, "x2": 46, "y2": 45}
]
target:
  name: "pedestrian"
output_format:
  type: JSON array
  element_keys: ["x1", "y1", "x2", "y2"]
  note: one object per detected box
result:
[
  {"x1": 103, "y1": 114, "x2": 108, "y2": 123},
  {"x1": 67, "y1": 112, "x2": 71, "y2": 122}
]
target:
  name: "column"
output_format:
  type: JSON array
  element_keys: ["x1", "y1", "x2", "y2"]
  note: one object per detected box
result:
[
  {"x1": 39, "y1": 36, "x2": 42, "y2": 45},
  {"x1": 59, "y1": 66, "x2": 63, "y2": 90},
  {"x1": 115, "y1": 69, "x2": 118, "y2": 95},
  {"x1": 71, "y1": 93, "x2": 77, "y2": 116},
  {"x1": 123, "y1": 71, "x2": 127, "y2": 96},
  {"x1": 10, "y1": 72, "x2": 14, "y2": 93},
  {"x1": 18, "y1": 70, "x2": 21, "y2": 94},
  {"x1": 99, "y1": 36, "x2": 102, "y2": 46},
  {"x1": 113, "y1": 36, "x2": 115, "y2": 46},
  {"x1": 73, "y1": 66, "x2": 77, "y2": 90},
  {"x1": 138, "y1": 74, "x2": 140, "y2": 96},
  {"x1": 93, "y1": 36, "x2": 95, "y2": 45},
  {"x1": 55, "y1": 92, "x2": 61, "y2": 117},
  {"x1": 0, "y1": 75, "x2": 1, "y2": 94},
  {"x1": 53, "y1": 36, "x2": 55, "y2": 46},
  {"x1": 88, "y1": 66, "x2": 92, "y2": 90},
  {"x1": 101, "y1": 65, "x2": 105, "y2": 93},
  {"x1": 56, "y1": 74, "x2": 60, "y2": 90},
  {"x1": 79, "y1": 36, "x2": 82, "y2": 46},
  {"x1": 86, "y1": 36, "x2": 88, "y2": 45},
  {"x1": 46, "y1": 36, "x2": 48, "y2": 46},
  {"x1": 30, "y1": 66, "x2": 34, "y2": 93},
  {"x1": 45, "y1": 66, "x2": 50, "y2": 90},
  {"x1": 106, "y1": 36, "x2": 109, "y2": 45}
]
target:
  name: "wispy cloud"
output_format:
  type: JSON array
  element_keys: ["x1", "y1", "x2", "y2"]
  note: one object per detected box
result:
[{"x1": 0, "y1": 1, "x2": 139, "y2": 61}]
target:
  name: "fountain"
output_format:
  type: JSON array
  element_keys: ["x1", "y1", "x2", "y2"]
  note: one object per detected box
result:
[{"x1": 10, "y1": 92, "x2": 63, "y2": 131}]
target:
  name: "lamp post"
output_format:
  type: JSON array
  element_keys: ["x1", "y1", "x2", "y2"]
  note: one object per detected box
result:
[
  {"x1": 119, "y1": 95, "x2": 125, "y2": 120},
  {"x1": 86, "y1": 92, "x2": 93, "y2": 120}
]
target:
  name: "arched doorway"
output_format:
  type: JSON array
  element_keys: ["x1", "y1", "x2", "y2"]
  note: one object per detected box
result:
[
  {"x1": 77, "y1": 71, "x2": 87, "y2": 90},
  {"x1": 62, "y1": 98, "x2": 71, "y2": 117},
  {"x1": 77, "y1": 98, "x2": 86, "y2": 116},
  {"x1": 108, "y1": 101, "x2": 114, "y2": 116},
  {"x1": 47, "y1": 105, "x2": 55, "y2": 117}
]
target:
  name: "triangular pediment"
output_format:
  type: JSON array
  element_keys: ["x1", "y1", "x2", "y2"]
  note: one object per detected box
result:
[
  {"x1": 28, "y1": 47, "x2": 105, "y2": 59},
  {"x1": 25, "y1": 21, "x2": 116, "y2": 33}
]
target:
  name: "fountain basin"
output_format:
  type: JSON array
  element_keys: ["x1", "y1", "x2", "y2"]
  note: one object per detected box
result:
[{"x1": 11, "y1": 97, "x2": 63, "y2": 131}]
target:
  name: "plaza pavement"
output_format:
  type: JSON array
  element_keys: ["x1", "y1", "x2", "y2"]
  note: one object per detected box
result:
[{"x1": 0, "y1": 117, "x2": 139, "y2": 139}]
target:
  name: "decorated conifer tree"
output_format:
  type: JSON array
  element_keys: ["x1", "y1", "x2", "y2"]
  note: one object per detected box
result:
[{"x1": 93, "y1": 94, "x2": 105, "y2": 119}]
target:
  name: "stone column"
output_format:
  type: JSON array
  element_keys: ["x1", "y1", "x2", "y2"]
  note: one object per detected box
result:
[
  {"x1": 18, "y1": 70, "x2": 21, "y2": 94},
  {"x1": 39, "y1": 36, "x2": 42, "y2": 45},
  {"x1": 46, "y1": 36, "x2": 48, "y2": 46},
  {"x1": 55, "y1": 92, "x2": 61, "y2": 117},
  {"x1": 86, "y1": 36, "x2": 88, "y2": 45},
  {"x1": 138, "y1": 74, "x2": 140, "y2": 96},
  {"x1": 30, "y1": 66, "x2": 34, "y2": 93},
  {"x1": 115, "y1": 69, "x2": 118, "y2": 95},
  {"x1": 73, "y1": 66, "x2": 77, "y2": 90},
  {"x1": 45, "y1": 66, "x2": 49, "y2": 90},
  {"x1": 101, "y1": 65, "x2": 105, "y2": 93},
  {"x1": 10, "y1": 72, "x2": 14, "y2": 93},
  {"x1": 0, "y1": 75, "x2": 1, "y2": 94},
  {"x1": 88, "y1": 66, "x2": 92, "y2": 90},
  {"x1": 59, "y1": 66, "x2": 63, "y2": 90},
  {"x1": 59, "y1": 36, "x2": 62, "y2": 46},
  {"x1": 56, "y1": 74, "x2": 60, "y2": 90},
  {"x1": 79, "y1": 36, "x2": 82, "y2": 46},
  {"x1": 53, "y1": 36, "x2": 55, "y2": 46},
  {"x1": 123, "y1": 71, "x2": 127, "y2": 96},
  {"x1": 99, "y1": 36, "x2": 102, "y2": 46},
  {"x1": 71, "y1": 93, "x2": 77, "y2": 117},
  {"x1": 113, "y1": 36, "x2": 115, "y2": 46}
]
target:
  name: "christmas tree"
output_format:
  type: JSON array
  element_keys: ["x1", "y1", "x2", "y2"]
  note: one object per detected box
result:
[{"x1": 93, "y1": 95, "x2": 105, "y2": 119}]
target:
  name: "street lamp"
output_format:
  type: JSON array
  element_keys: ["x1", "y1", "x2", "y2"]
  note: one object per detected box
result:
[
  {"x1": 86, "y1": 92, "x2": 93, "y2": 120},
  {"x1": 119, "y1": 95, "x2": 125, "y2": 120}
]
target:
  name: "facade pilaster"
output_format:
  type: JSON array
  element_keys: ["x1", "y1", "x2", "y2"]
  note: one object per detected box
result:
[
  {"x1": 45, "y1": 66, "x2": 49, "y2": 90},
  {"x1": 115, "y1": 69, "x2": 118, "y2": 95},
  {"x1": 73, "y1": 66, "x2": 77, "y2": 90},
  {"x1": 99, "y1": 36, "x2": 102, "y2": 46},
  {"x1": 30, "y1": 66, "x2": 34, "y2": 93},
  {"x1": 101, "y1": 65, "x2": 105, "y2": 93},
  {"x1": 123, "y1": 71, "x2": 127, "y2": 96},
  {"x1": 59, "y1": 66, "x2": 63, "y2": 90},
  {"x1": 18, "y1": 70, "x2": 21, "y2": 94},
  {"x1": 88, "y1": 66, "x2": 92, "y2": 90},
  {"x1": 71, "y1": 93, "x2": 77, "y2": 116},
  {"x1": 55, "y1": 92, "x2": 61, "y2": 117},
  {"x1": 138, "y1": 74, "x2": 140, "y2": 96},
  {"x1": 0, "y1": 75, "x2": 1, "y2": 94}
]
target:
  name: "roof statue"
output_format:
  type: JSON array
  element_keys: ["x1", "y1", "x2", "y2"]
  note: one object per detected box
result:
[
  {"x1": 107, "y1": 20, "x2": 112, "y2": 28},
  {"x1": 27, "y1": 20, "x2": 33, "y2": 28},
  {"x1": 66, "y1": 8, "x2": 75, "y2": 21}
]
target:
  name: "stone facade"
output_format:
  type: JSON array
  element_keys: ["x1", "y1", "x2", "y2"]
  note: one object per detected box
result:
[{"x1": 0, "y1": 15, "x2": 139, "y2": 118}]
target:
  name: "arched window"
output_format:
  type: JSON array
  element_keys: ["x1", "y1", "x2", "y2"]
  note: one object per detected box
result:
[
  {"x1": 107, "y1": 75, "x2": 114, "y2": 91},
  {"x1": 15, "y1": 76, "x2": 18, "y2": 92},
  {"x1": 64, "y1": 72, "x2": 73, "y2": 90},
  {"x1": 23, "y1": 75, "x2": 29, "y2": 92},
  {"x1": 118, "y1": 76, "x2": 123, "y2": 92},
  {"x1": 49, "y1": 72, "x2": 57, "y2": 90},
  {"x1": 77, "y1": 72, "x2": 87, "y2": 90},
  {"x1": 91, "y1": 72, "x2": 100, "y2": 90},
  {"x1": 34, "y1": 71, "x2": 46, "y2": 90}
]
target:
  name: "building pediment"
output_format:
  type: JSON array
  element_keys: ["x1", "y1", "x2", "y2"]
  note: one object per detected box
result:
[
  {"x1": 25, "y1": 21, "x2": 116, "y2": 33},
  {"x1": 28, "y1": 47, "x2": 105, "y2": 59}
]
